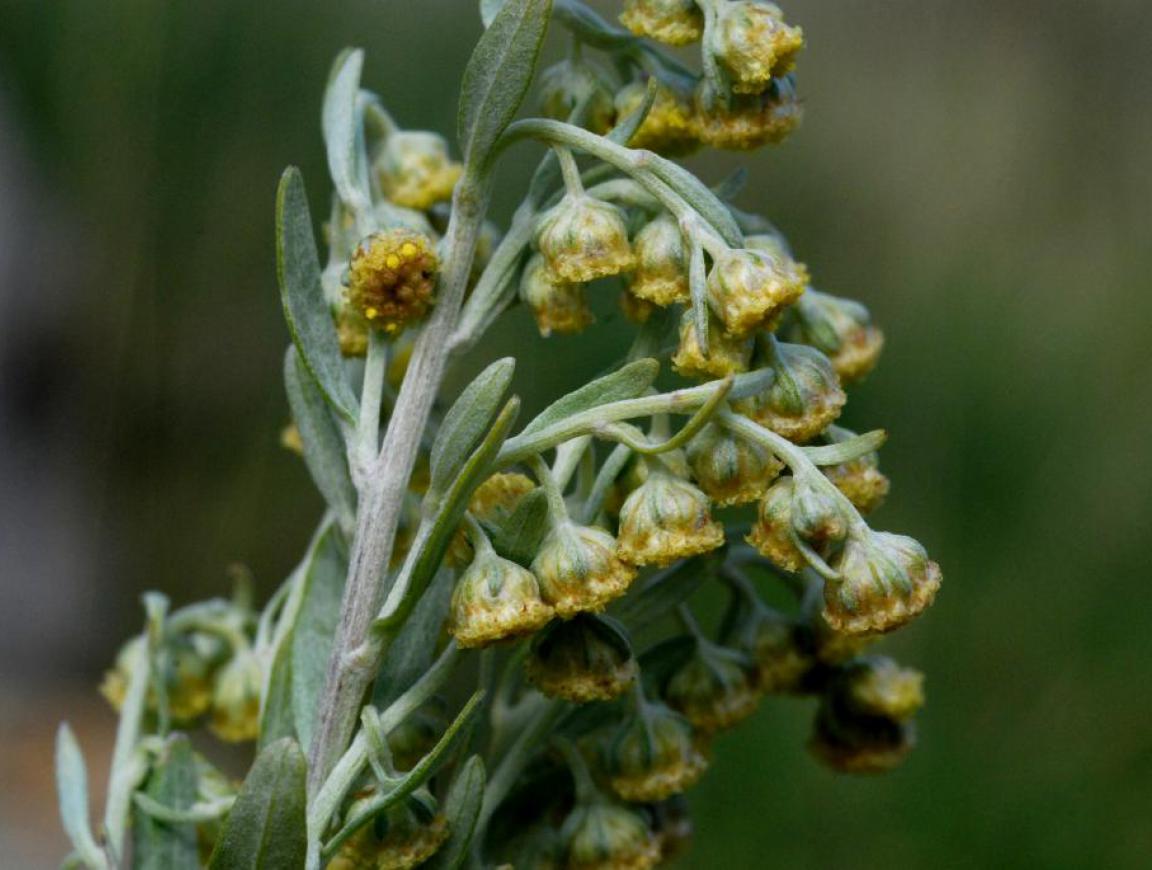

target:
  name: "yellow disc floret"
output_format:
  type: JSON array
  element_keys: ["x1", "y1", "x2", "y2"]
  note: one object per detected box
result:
[{"x1": 345, "y1": 229, "x2": 439, "y2": 333}]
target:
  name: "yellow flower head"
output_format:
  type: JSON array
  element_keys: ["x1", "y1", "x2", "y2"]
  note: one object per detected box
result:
[
  {"x1": 526, "y1": 613, "x2": 638, "y2": 702},
  {"x1": 531, "y1": 522, "x2": 638, "y2": 618},
  {"x1": 787, "y1": 289, "x2": 885, "y2": 383},
  {"x1": 448, "y1": 549, "x2": 554, "y2": 648},
  {"x1": 733, "y1": 341, "x2": 845, "y2": 443},
  {"x1": 692, "y1": 78, "x2": 803, "y2": 150},
  {"x1": 620, "y1": 0, "x2": 704, "y2": 46},
  {"x1": 336, "y1": 307, "x2": 370, "y2": 358},
  {"x1": 375, "y1": 130, "x2": 462, "y2": 210},
  {"x1": 562, "y1": 800, "x2": 661, "y2": 870},
  {"x1": 614, "y1": 81, "x2": 699, "y2": 156},
  {"x1": 745, "y1": 476, "x2": 805, "y2": 572},
  {"x1": 626, "y1": 213, "x2": 690, "y2": 306},
  {"x1": 329, "y1": 795, "x2": 450, "y2": 870},
  {"x1": 346, "y1": 229, "x2": 439, "y2": 333},
  {"x1": 822, "y1": 530, "x2": 942, "y2": 635},
  {"x1": 845, "y1": 657, "x2": 925, "y2": 722},
  {"x1": 209, "y1": 648, "x2": 263, "y2": 743},
  {"x1": 608, "y1": 701, "x2": 708, "y2": 802},
  {"x1": 615, "y1": 467, "x2": 725, "y2": 567},
  {"x1": 670, "y1": 310, "x2": 753, "y2": 379},
  {"x1": 535, "y1": 193, "x2": 636, "y2": 283},
  {"x1": 520, "y1": 253, "x2": 595, "y2": 337},
  {"x1": 712, "y1": 1, "x2": 805, "y2": 95},
  {"x1": 686, "y1": 422, "x2": 783, "y2": 507},
  {"x1": 707, "y1": 246, "x2": 806, "y2": 337},
  {"x1": 664, "y1": 640, "x2": 760, "y2": 735}
]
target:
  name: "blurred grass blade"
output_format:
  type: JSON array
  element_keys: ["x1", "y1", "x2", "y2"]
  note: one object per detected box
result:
[
  {"x1": 430, "y1": 357, "x2": 515, "y2": 496},
  {"x1": 276, "y1": 167, "x2": 359, "y2": 425},
  {"x1": 55, "y1": 724, "x2": 106, "y2": 870},
  {"x1": 132, "y1": 735, "x2": 199, "y2": 870},
  {"x1": 458, "y1": 0, "x2": 552, "y2": 165},
  {"x1": 207, "y1": 738, "x2": 308, "y2": 870}
]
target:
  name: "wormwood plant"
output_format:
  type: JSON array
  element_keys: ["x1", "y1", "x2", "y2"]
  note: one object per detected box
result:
[{"x1": 55, "y1": 1, "x2": 942, "y2": 867}]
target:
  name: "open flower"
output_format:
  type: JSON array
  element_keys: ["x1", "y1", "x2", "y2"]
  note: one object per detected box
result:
[{"x1": 345, "y1": 228, "x2": 439, "y2": 333}]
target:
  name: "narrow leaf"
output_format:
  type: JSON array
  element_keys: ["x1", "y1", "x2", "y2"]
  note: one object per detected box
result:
[
  {"x1": 485, "y1": 487, "x2": 548, "y2": 565},
  {"x1": 519, "y1": 358, "x2": 659, "y2": 438},
  {"x1": 458, "y1": 0, "x2": 552, "y2": 164},
  {"x1": 479, "y1": 0, "x2": 508, "y2": 26},
  {"x1": 276, "y1": 167, "x2": 358, "y2": 424},
  {"x1": 430, "y1": 358, "x2": 515, "y2": 495},
  {"x1": 55, "y1": 724, "x2": 104, "y2": 869},
  {"x1": 207, "y1": 739, "x2": 307, "y2": 870},
  {"x1": 284, "y1": 347, "x2": 356, "y2": 529},
  {"x1": 290, "y1": 524, "x2": 349, "y2": 749},
  {"x1": 259, "y1": 636, "x2": 296, "y2": 747},
  {"x1": 373, "y1": 569, "x2": 453, "y2": 709},
  {"x1": 802, "y1": 429, "x2": 887, "y2": 466},
  {"x1": 422, "y1": 756, "x2": 486, "y2": 870},
  {"x1": 322, "y1": 49, "x2": 370, "y2": 213},
  {"x1": 132, "y1": 735, "x2": 199, "y2": 870}
]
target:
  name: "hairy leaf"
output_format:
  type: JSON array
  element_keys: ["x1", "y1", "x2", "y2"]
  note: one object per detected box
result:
[
  {"x1": 55, "y1": 724, "x2": 104, "y2": 869},
  {"x1": 424, "y1": 755, "x2": 487, "y2": 870},
  {"x1": 430, "y1": 357, "x2": 515, "y2": 496},
  {"x1": 132, "y1": 735, "x2": 199, "y2": 870},
  {"x1": 479, "y1": 0, "x2": 509, "y2": 26},
  {"x1": 373, "y1": 569, "x2": 453, "y2": 709},
  {"x1": 207, "y1": 739, "x2": 307, "y2": 870},
  {"x1": 322, "y1": 48, "x2": 370, "y2": 213},
  {"x1": 486, "y1": 487, "x2": 548, "y2": 564},
  {"x1": 519, "y1": 358, "x2": 659, "y2": 438}
]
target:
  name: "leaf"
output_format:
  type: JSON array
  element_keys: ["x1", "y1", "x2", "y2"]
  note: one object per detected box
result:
[
  {"x1": 644, "y1": 155, "x2": 743, "y2": 246},
  {"x1": 458, "y1": 0, "x2": 553, "y2": 165},
  {"x1": 373, "y1": 569, "x2": 453, "y2": 709},
  {"x1": 55, "y1": 724, "x2": 104, "y2": 869},
  {"x1": 132, "y1": 735, "x2": 199, "y2": 870},
  {"x1": 322, "y1": 48, "x2": 370, "y2": 213},
  {"x1": 430, "y1": 358, "x2": 515, "y2": 495},
  {"x1": 207, "y1": 739, "x2": 307, "y2": 870},
  {"x1": 290, "y1": 524, "x2": 349, "y2": 750},
  {"x1": 485, "y1": 487, "x2": 548, "y2": 564},
  {"x1": 276, "y1": 167, "x2": 359, "y2": 425},
  {"x1": 479, "y1": 0, "x2": 508, "y2": 26},
  {"x1": 802, "y1": 429, "x2": 888, "y2": 466},
  {"x1": 519, "y1": 358, "x2": 659, "y2": 438},
  {"x1": 424, "y1": 756, "x2": 487, "y2": 870},
  {"x1": 284, "y1": 347, "x2": 356, "y2": 529},
  {"x1": 258, "y1": 637, "x2": 296, "y2": 748}
]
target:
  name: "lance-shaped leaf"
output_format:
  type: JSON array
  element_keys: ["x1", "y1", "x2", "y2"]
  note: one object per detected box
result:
[
  {"x1": 207, "y1": 739, "x2": 307, "y2": 870},
  {"x1": 479, "y1": 0, "x2": 509, "y2": 26},
  {"x1": 276, "y1": 167, "x2": 358, "y2": 425},
  {"x1": 55, "y1": 724, "x2": 105, "y2": 869},
  {"x1": 373, "y1": 569, "x2": 453, "y2": 709},
  {"x1": 430, "y1": 358, "x2": 515, "y2": 496},
  {"x1": 284, "y1": 347, "x2": 356, "y2": 530},
  {"x1": 259, "y1": 635, "x2": 296, "y2": 748},
  {"x1": 322, "y1": 48, "x2": 370, "y2": 213},
  {"x1": 424, "y1": 755, "x2": 487, "y2": 870},
  {"x1": 458, "y1": 0, "x2": 552, "y2": 165},
  {"x1": 485, "y1": 487, "x2": 548, "y2": 564},
  {"x1": 518, "y1": 358, "x2": 659, "y2": 439},
  {"x1": 132, "y1": 735, "x2": 199, "y2": 870}
]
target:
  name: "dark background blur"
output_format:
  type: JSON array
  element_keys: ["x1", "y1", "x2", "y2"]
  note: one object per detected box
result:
[{"x1": 1, "y1": 0, "x2": 1150, "y2": 866}]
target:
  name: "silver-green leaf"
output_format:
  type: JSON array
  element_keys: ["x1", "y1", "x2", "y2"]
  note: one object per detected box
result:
[
  {"x1": 518, "y1": 358, "x2": 659, "y2": 438},
  {"x1": 430, "y1": 357, "x2": 515, "y2": 496},
  {"x1": 479, "y1": 0, "x2": 509, "y2": 26},
  {"x1": 423, "y1": 755, "x2": 487, "y2": 870},
  {"x1": 458, "y1": 0, "x2": 553, "y2": 165},
  {"x1": 132, "y1": 735, "x2": 199, "y2": 870},
  {"x1": 55, "y1": 724, "x2": 105, "y2": 870},
  {"x1": 322, "y1": 48, "x2": 370, "y2": 214},
  {"x1": 206, "y1": 738, "x2": 307, "y2": 870},
  {"x1": 276, "y1": 167, "x2": 359, "y2": 425}
]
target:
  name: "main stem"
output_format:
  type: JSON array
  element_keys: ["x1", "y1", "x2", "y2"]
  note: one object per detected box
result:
[{"x1": 307, "y1": 173, "x2": 489, "y2": 795}]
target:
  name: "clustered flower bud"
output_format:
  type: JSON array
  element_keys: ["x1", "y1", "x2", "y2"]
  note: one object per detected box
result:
[
  {"x1": 607, "y1": 697, "x2": 709, "y2": 802},
  {"x1": 734, "y1": 340, "x2": 845, "y2": 442},
  {"x1": 823, "y1": 529, "x2": 942, "y2": 635},
  {"x1": 706, "y1": 245, "x2": 806, "y2": 336},
  {"x1": 100, "y1": 634, "x2": 218, "y2": 723},
  {"x1": 710, "y1": 1, "x2": 805, "y2": 95},
  {"x1": 329, "y1": 792, "x2": 450, "y2": 870},
  {"x1": 614, "y1": 81, "x2": 699, "y2": 156},
  {"x1": 533, "y1": 521, "x2": 638, "y2": 617},
  {"x1": 787, "y1": 289, "x2": 885, "y2": 383},
  {"x1": 671, "y1": 310, "x2": 753, "y2": 379},
  {"x1": 620, "y1": 0, "x2": 705, "y2": 46},
  {"x1": 746, "y1": 476, "x2": 805, "y2": 572},
  {"x1": 821, "y1": 426, "x2": 890, "y2": 514},
  {"x1": 692, "y1": 76, "x2": 803, "y2": 150},
  {"x1": 374, "y1": 130, "x2": 462, "y2": 210},
  {"x1": 616, "y1": 465, "x2": 725, "y2": 566},
  {"x1": 345, "y1": 228, "x2": 439, "y2": 332},
  {"x1": 209, "y1": 647, "x2": 263, "y2": 743},
  {"x1": 526, "y1": 613, "x2": 638, "y2": 702},
  {"x1": 663, "y1": 638, "x2": 760, "y2": 735},
  {"x1": 535, "y1": 193, "x2": 635, "y2": 283},
  {"x1": 520, "y1": 253, "x2": 595, "y2": 337},
  {"x1": 721, "y1": 595, "x2": 812, "y2": 694},
  {"x1": 686, "y1": 422, "x2": 783, "y2": 507},
  {"x1": 449, "y1": 544, "x2": 554, "y2": 648},
  {"x1": 626, "y1": 213, "x2": 690, "y2": 306},
  {"x1": 540, "y1": 57, "x2": 618, "y2": 135},
  {"x1": 561, "y1": 798, "x2": 661, "y2": 870}
]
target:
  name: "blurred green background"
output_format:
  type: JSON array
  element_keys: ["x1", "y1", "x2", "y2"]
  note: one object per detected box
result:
[{"x1": 1, "y1": 0, "x2": 1150, "y2": 866}]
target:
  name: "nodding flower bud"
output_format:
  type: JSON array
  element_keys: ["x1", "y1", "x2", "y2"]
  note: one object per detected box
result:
[
  {"x1": 449, "y1": 547, "x2": 554, "y2": 648},
  {"x1": 620, "y1": 0, "x2": 704, "y2": 46},
  {"x1": 706, "y1": 246, "x2": 806, "y2": 337},
  {"x1": 614, "y1": 81, "x2": 698, "y2": 156},
  {"x1": 734, "y1": 341, "x2": 845, "y2": 443},
  {"x1": 626, "y1": 213, "x2": 690, "y2": 306},
  {"x1": 744, "y1": 231, "x2": 810, "y2": 286},
  {"x1": 710, "y1": 1, "x2": 805, "y2": 95},
  {"x1": 100, "y1": 634, "x2": 218, "y2": 723},
  {"x1": 520, "y1": 254, "x2": 595, "y2": 337},
  {"x1": 746, "y1": 476, "x2": 806, "y2": 572},
  {"x1": 526, "y1": 613, "x2": 638, "y2": 702},
  {"x1": 822, "y1": 529, "x2": 942, "y2": 635},
  {"x1": 671, "y1": 310, "x2": 753, "y2": 379},
  {"x1": 789, "y1": 472, "x2": 851, "y2": 553},
  {"x1": 664, "y1": 638, "x2": 760, "y2": 735},
  {"x1": 561, "y1": 799, "x2": 661, "y2": 870},
  {"x1": 209, "y1": 647, "x2": 263, "y2": 742},
  {"x1": 821, "y1": 426, "x2": 890, "y2": 514},
  {"x1": 531, "y1": 522, "x2": 638, "y2": 618},
  {"x1": 329, "y1": 791, "x2": 450, "y2": 870},
  {"x1": 374, "y1": 130, "x2": 462, "y2": 210},
  {"x1": 651, "y1": 795, "x2": 693, "y2": 863},
  {"x1": 619, "y1": 288, "x2": 658, "y2": 324},
  {"x1": 535, "y1": 193, "x2": 635, "y2": 283},
  {"x1": 808, "y1": 658, "x2": 924, "y2": 774},
  {"x1": 345, "y1": 229, "x2": 439, "y2": 333},
  {"x1": 788, "y1": 289, "x2": 885, "y2": 383},
  {"x1": 721, "y1": 598, "x2": 812, "y2": 694},
  {"x1": 607, "y1": 697, "x2": 708, "y2": 802},
  {"x1": 615, "y1": 466, "x2": 726, "y2": 567},
  {"x1": 539, "y1": 58, "x2": 618, "y2": 135},
  {"x1": 686, "y1": 422, "x2": 783, "y2": 507},
  {"x1": 692, "y1": 76, "x2": 803, "y2": 150}
]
